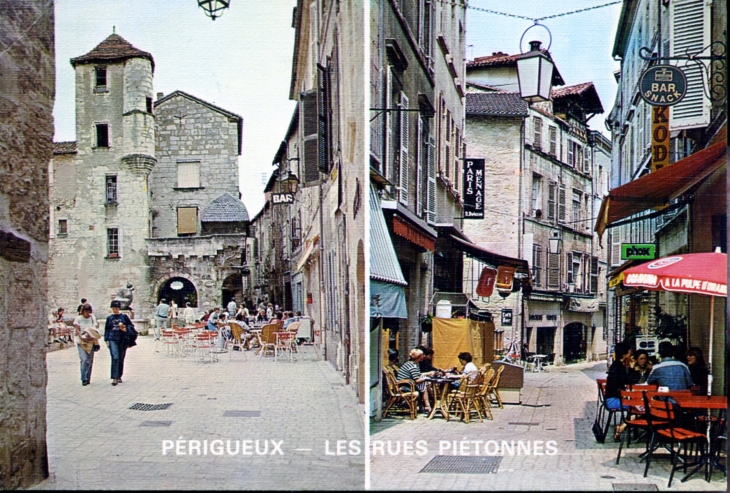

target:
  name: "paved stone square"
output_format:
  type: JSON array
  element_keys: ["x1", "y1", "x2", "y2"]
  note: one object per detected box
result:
[
  {"x1": 32, "y1": 336, "x2": 365, "y2": 490},
  {"x1": 370, "y1": 361, "x2": 726, "y2": 491}
]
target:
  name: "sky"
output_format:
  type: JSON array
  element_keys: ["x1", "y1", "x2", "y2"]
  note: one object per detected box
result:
[
  {"x1": 53, "y1": 1, "x2": 622, "y2": 216},
  {"x1": 53, "y1": 0, "x2": 297, "y2": 217}
]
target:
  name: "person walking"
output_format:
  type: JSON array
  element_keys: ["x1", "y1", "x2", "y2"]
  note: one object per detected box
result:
[
  {"x1": 104, "y1": 300, "x2": 134, "y2": 386},
  {"x1": 227, "y1": 298, "x2": 237, "y2": 318},
  {"x1": 154, "y1": 298, "x2": 170, "y2": 341},
  {"x1": 183, "y1": 302, "x2": 196, "y2": 325},
  {"x1": 168, "y1": 299, "x2": 178, "y2": 327},
  {"x1": 73, "y1": 303, "x2": 100, "y2": 386}
]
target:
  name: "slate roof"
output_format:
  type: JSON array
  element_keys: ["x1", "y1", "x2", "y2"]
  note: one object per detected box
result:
[
  {"x1": 201, "y1": 193, "x2": 249, "y2": 223},
  {"x1": 71, "y1": 34, "x2": 155, "y2": 72},
  {"x1": 466, "y1": 92, "x2": 529, "y2": 117},
  {"x1": 53, "y1": 141, "x2": 77, "y2": 155}
]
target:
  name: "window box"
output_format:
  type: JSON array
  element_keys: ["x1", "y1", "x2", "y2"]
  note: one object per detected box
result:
[{"x1": 107, "y1": 253, "x2": 119, "y2": 259}]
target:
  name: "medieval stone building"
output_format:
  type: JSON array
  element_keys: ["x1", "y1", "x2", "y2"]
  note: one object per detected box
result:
[{"x1": 49, "y1": 34, "x2": 250, "y2": 323}]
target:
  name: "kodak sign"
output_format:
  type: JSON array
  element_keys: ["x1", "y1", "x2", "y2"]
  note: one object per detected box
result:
[{"x1": 651, "y1": 106, "x2": 670, "y2": 172}]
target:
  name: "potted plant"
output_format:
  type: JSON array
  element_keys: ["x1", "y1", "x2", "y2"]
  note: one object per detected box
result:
[{"x1": 420, "y1": 313, "x2": 433, "y2": 333}]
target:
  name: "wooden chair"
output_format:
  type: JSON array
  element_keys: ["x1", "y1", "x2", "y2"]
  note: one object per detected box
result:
[
  {"x1": 228, "y1": 322, "x2": 247, "y2": 360},
  {"x1": 448, "y1": 372, "x2": 485, "y2": 423},
  {"x1": 643, "y1": 393, "x2": 707, "y2": 487},
  {"x1": 487, "y1": 365, "x2": 506, "y2": 408},
  {"x1": 475, "y1": 367, "x2": 496, "y2": 420},
  {"x1": 256, "y1": 323, "x2": 278, "y2": 357},
  {"x1": 382, "y1": 367, "x2": 418, "y2": 420}
]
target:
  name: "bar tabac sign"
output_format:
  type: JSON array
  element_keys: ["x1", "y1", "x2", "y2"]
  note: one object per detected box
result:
[{"x1": 463, "y1": 158, "x2": 484, "y2": 219}]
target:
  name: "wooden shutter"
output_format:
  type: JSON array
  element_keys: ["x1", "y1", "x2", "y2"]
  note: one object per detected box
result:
[
  {"x1": 610, "y1": 228, "x2": 621, "y2": 267},
  {"x1": 427, "y1": 135, "x2": 436, "y2": 223},
  {"x1": 300, "y1": 90, "x2": 319, "y2": 185},
  {"x1": 177, "y1": 207, "x2": 197, "y2": 235},
  {"x1": 558, "y1": 184, "x2": 566, "y2": 223},
  {"x1": 317, "y1": 64, "x2": 330, "y2": 173},
  {"x1": 566, "y1": 251, "x2": 573, "y2": 285},
  {"x1": 398, "y1": 92, "x2": 409, "y2": 205},
  {"x1": 590, "y1": 256, "x2": 599, "y2": 294},
  {"x1": 547, "y1": 181, "x2": 556, "y2": 221},
  {"x1": 547, "y1": 252, "x2": 559, "y2": 287},
  {"x1": 416, "y1": 117, "x2": 423, "y2": 215},
  {"x1": 670, "y1": 0, "x2": 711, "y2": 129},
  {"x1": 385, "y1": 68, "x2": 394, "y2": 182}
]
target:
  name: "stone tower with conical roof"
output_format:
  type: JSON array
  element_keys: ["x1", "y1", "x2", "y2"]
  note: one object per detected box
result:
[{"x1": 48, "y1": 33, "x2": 156, "y2": 318}]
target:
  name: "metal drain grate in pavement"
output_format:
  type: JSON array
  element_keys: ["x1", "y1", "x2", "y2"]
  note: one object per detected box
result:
[
  {"x1": 129, "y1": 403, "x2": 173, "y2": 411},
  {"x1": 508, "y1": 422, "x2": 541, "y2": 426},
  {"x1": 612, "y1": 484, "x2": 659, "y2": 492},
  {"x1": 420, "y1": 455, "x2": 502, "y2": 474},
  {"x1": 139, "y1": 421, "x2": 172, "y2": 427},
  {"x1": 223, "y1": 410, "x2": 261, "y2": 418}
]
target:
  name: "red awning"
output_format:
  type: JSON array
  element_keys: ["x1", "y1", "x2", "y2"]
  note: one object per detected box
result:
[
  {"x1": 595, "y1": 141, "x2": 726, "y2": 238},
  {"x1": 393, "y1": 215, "x2": 436, "y2": 252}
]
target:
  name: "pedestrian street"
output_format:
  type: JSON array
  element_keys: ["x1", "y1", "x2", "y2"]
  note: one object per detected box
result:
[
  {"x1": 370, "y1": 361, "x2": 726, "y2": 491},
  {"x1": 33, "y1": 335, "x2": 365, "y2": 490}
]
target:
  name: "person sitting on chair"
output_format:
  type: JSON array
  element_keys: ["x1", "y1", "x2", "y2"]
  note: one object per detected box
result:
[
  {"x1": 397, "y1": 349, "x2": 434, "y2": 414},
  {"x1": 686, "y1": 346, "x2": 709, "y2": 395},
  {"x1": 647, "y1": 341, "x2": 692, "y2": 391},
  {"x1": 607, "y1": 341, "x2": 639, "y2": 441}
]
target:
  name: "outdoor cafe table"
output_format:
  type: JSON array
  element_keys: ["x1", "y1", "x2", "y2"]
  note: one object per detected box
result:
[
  {"x1": 529, "y1": 354, "x2": 547, "y2": 372},
  {"x1": 425, "y1": 374, "x2": 463, "y2": 421},
  {"x1": 671, "y1": 394, "x2": 727, "y2": 483}
]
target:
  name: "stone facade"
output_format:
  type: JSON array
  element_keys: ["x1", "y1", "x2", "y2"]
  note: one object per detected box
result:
[
  {"x1": 0, "y1": 1, "x2": 54, "y2": 487},
  {"x1": 49, "y1": 35, "x2": 249, "y2": 324}
]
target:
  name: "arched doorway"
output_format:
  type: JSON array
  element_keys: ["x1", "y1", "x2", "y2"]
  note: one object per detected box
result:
[
  {"x1": 563, "y1": 322, "x2": 588, "y2": 364},
  {"x1": 221, "y1": 273, "x2": 243, "y2": 306},
  {"x1": 159, "y1": 277, "x2": 198, "y2": 308}
]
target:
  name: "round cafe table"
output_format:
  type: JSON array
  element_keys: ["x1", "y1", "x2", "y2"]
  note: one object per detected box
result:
[{"x1": 424, "y1": 374, "x2": 463, "y2": 421}]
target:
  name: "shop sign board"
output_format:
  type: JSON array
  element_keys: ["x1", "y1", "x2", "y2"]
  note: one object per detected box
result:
[
  {"x1": 500, "y1": 308, "x2": 513, "y2": 326},
  {"x1": 651, "y1": 106, "x2": 670, "y2": 172},
  {"x1": 621, "y1": 243, "x2": 656, "y2": 260},
  {"x1": 272, "y1": 193, "x2": 294, "y2": 204},
  {"x1": 639, "y1": 65, "x2": 687, "y2": 106},
  {"x1": 463, "y1": 158, "x2": 484, "y2": 219}
]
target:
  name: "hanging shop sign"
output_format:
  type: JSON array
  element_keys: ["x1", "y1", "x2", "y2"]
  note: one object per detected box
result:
[
  {"x1": 621, "y1": 243, "x2": 656, "y2": 260},
  {"x1": 463, "y1": 158, "x2": 485, "y2": 219},
  {"x1": 476, "y1": 266, "x2": 497, "y2": 298},
  {"x1": 639, "y1": 65, "x2": 687, "y2": 106},
  {"x1": 495, "y1": 265, "x2": 515, "y2": 291},
  {"x1": 271, "y1": 193, "x2": 294, "y2": 204},
  {"x1": 651, "y1": 106, "x2": 670, "y2": 172},
  {"x1": 500, "y1": 308, "x2": 513, "y2": 326}
]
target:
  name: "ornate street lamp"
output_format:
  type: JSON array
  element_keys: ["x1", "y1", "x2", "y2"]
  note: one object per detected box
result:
[
  {"x1": 548, "y1": 229, "x2": 562, "y2": 254},
  {"x1": 198, "y1": 0, "x2": 230, "y2": 20},
  {"x1": 280, "y1": 172, "x2": 300, "y2": 195},
  {"x1": 516, "y1": 39, "x2": 555, "y2": 103}
]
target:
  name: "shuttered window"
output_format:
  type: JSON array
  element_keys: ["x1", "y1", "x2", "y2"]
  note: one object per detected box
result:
[
  {"x1": 547, "y1": 252, "x2": 559, "y2": 287},
  {"x1": 590, "y1": 256, "x2": 599, "y2": 294},
  {"x1": 177, "y1": 161, "x2": 200, "y2": 188},
  {"x1": 547, "y1": 181, "x2": 556, "y2": 222},
  {"x1": 533, "y1": 117, "x2": 542, "y2": 150},
  {"x1": 532, "y1": 244, "x2": 542, "y2": 287},
  {"x1": 427, "y1": 135, "x2": 436, "y2": 223},
  {"x1": 558, "y1": 184, "x2": 566, "y2": 224},
  {"x1": 398, "y1": 92, "x2": 409, "y2": 205},
  {"x1": 317, "y1": 64, "x2": 330, "y2": 174},
  {"x1": 549, "y1": 126, "x2": 557, "y2": 156},
  {"x1": 177, "y1": 207, "x2": 197, "y2": 235},
  {"x1": 669, "y1": 0, "x2": 711, "y2": 129},
  {"x1": 416, "y1": 117, "x2": 423, "y2": 216},
  {"x1": 300, "y1": 90, "x2": 319, "y2": 185},
  {"x1": 610, "y1": 229, "x2": 621, "y2": 267}
]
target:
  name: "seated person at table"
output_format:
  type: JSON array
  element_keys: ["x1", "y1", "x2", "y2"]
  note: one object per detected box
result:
[
  {"x1": 397, "y1": 348, "x2": 435, "y2": 413},
  {"x1": 458, "y1": 352, "x2": 478, "y2": 376},
  {"x1": 647, "y1": 341, "x2": 692, "y2": 390},
  {"x1": 632, "y1": 349, "x2": 653, "y2": 384},
  {"x1": 385, "y1": 349, "x2": 400, "y2": 374},
  {"x1": 417, "y1": 347, "x2": 437, "y2": 373},
  {"x1": 605, "y1": 342, "x2": 638, "y2": 411},
  {"x1": 206, "y1": 307, "x2": 220, "y2": 331},
  {"x1": 685, "y1": 346, "x2": 709, "y2": 395}
]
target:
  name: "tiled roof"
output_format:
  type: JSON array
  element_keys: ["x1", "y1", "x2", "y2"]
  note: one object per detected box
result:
[
  {"x1": 53, "y1": 141, "x2": 77, "y2": 155},
  {"x1": 466, "y1": 92, "x2": 529, "y2": 117},
  {"x1": 552, "y1": 82, "x2": 594, "y2": 98},
  {"x1": 467, "y1": 50, "x2": 565, "y2": 86},
  {"x1": 465, "y1": 81, "x2": 505, "y2": 92},
  {"x1": 201, "y1": 193, "x2": 249, "y2": 223},
  {"x1": 71, "y1": 34, "x2": 154, "y2": 72},
  {"x1": 552, "y1": 81, "x2": 604, "y2": 114}
]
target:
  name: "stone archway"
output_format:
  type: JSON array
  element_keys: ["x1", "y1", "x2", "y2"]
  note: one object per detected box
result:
[
  {"x1": 159, "y1": 277, "x2": 198, "y2": 308},
  {"x1": 221, "y1": 273, "x2": 243, "y2": 307}
]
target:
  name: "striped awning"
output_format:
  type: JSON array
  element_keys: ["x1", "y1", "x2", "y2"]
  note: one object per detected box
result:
[{"x1": 370, "y1": 186, "x2": 406, "y2": 286}]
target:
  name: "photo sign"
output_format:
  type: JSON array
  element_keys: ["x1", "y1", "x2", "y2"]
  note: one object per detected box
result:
[
  {"x1": 463, "y1": 158, "x2": 485, "y2": 219},
  {"x1": 639, "y1": 65, "x2": 687, "y2": 106}
]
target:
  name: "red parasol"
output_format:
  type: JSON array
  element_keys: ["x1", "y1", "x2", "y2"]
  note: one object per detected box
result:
[{"x1": 623, "y1": 249, "x2": 726, "y2": 396}]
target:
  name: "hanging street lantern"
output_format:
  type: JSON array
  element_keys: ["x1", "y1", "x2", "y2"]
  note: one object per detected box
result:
[
  {"x1": 198, "y1": 0, "x2": 230, "y2": 21},
  {"x1": 280, "y1": 172, "x2": 300, "y2": 195},
  {"x1": 516, "y1": 40, "x2": 555, "y2": 103},
  {"x1": 548, "y1": 229, "x2": 562, "y2": 254}
]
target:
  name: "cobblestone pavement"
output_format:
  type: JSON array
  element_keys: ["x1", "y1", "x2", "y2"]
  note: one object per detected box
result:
[
  {"x1": 32, "y1": 336, "x2": 365, "y2": 490},
  {"x1": 370, "y1": 361, "x2": 726, "y2": 491}
]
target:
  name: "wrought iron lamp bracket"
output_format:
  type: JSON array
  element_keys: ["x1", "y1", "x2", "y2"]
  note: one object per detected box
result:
[{"x1": 638, "y1": 39, "x2": 726, "y2": 103}]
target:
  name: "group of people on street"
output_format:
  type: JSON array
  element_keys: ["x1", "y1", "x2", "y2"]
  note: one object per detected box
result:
[{"x1": 606, "y1": 340, "x2": 710, "y2": 441}]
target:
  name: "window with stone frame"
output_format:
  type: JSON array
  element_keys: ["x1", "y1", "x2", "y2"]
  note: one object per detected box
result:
[
  {"x1": 96, "y1": 123, "x2": 109, "y2": 148},
  {"x1": 590, "y1": 256, "x2": 599, "y2": 294},
  {"x1": 548, "y1": 125, "x2": 557, "y2": 156},
  {"x1": 572, "y1": 189, "x2": 582, "y2": 225},
  {"x1": 146, "y1": 96, "x2": 153, "y2": 114},
  {"x1": 531, "y1": 174, "x2": 542, "y2": 214},
  {"x1": 57, "y1": 219, "x2": 67, "y2": 236},
  {"x1": 177, "y1": 207, "x2": 197, "y2": 236},
  {"x1": 558, "y1": 184, "x2": 566, "y2": 224},
  {"x1": 105, "y1": 175, "x2": 117, "y2": 204},
  {"x1": 95, "y1": 66, "x2": 107, "y2": 89},
  {"x1": 547, "y1": 181, "x2": 556, "y2": 222},
  {"x1": 177, "y1": 161, "x2": 201, "y2": 188},
  {"x1": 107, "y1": 228, "x2": 119, "y2": 257}
]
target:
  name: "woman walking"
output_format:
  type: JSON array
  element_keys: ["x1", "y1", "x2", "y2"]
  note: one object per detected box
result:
[
  {"x1": 104, "y1": 300, "x2": 135, "y2": 386},
  {"x1": 73, "y1": 303, "x2": 100, "y2": 386}
]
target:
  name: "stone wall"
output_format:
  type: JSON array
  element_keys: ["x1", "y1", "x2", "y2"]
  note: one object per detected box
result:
[{"x1": 0, "y1": 1, "x2": 54, "y2": 487}]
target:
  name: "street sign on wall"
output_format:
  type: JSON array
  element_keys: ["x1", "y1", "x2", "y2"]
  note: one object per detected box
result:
[
  {"x1": 621, "y1": 243, "x2": 656, "y2": 260},
  {"x1": 463, "y1": 158, "x2": 484, "y2": 219},
  {"x1": 500, "y1": 308, "x2": 513, "y2": 326},
  {"x1": 272, "y1": 193, "x2": 294, "y2": 204}
]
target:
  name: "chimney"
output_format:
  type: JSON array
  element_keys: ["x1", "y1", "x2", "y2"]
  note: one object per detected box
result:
[{"x1": 156, "y1": 92, "x2": 164, "y2": 100}]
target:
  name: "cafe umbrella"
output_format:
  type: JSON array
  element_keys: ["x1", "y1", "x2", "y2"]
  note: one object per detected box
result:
[{"x1": 622, "y1": 248, "x2": 727, "y2": 395}]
